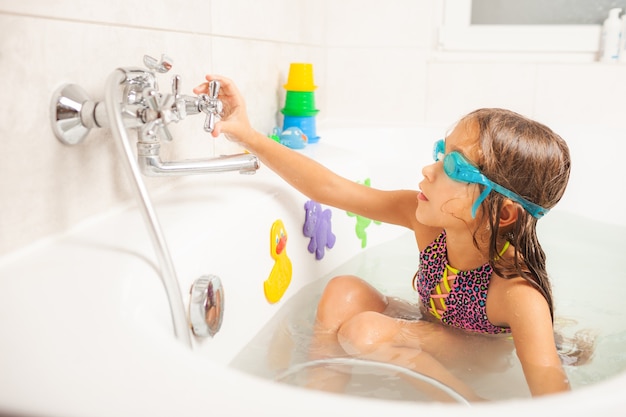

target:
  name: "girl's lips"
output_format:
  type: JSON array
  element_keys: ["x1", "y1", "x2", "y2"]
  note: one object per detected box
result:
[{"x1": 418, "y1": 191, "x2": 429, "y2": 202}]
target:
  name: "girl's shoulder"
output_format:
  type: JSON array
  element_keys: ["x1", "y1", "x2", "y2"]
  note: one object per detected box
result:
[
  {"x1": 413, "y1": 226, "x2": 444, "y2": 252},
  {"x1": 487, "y1": 273, "x2": 551, "y2": 328}
]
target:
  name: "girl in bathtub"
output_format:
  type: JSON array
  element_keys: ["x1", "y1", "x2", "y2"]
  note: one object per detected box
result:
[{"x1": 194, "y1": 75, "x2": 583, "y2": 400}]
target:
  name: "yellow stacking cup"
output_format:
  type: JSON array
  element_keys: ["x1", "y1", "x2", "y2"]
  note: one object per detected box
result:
[{"x1": 283, "y1": 63, "x2": 317, "y2": 92}]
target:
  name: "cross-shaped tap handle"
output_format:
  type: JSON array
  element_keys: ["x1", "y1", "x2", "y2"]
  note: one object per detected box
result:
[
  {"x1": 199, "y1": 80, "x2": 223, "y2": 133},
  {"x1": 143, "y1": 54, "x2": 173, "y2": 73},
  {"x1": 143, "y1": 87, "x2": 174, "y2": 142}
]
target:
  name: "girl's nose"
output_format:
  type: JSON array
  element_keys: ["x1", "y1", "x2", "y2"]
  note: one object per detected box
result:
[{"x1": 421, "y1": 161, "x2": 437, "y2": 181}]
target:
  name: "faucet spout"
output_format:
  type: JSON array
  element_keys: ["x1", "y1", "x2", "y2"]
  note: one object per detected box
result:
[{"x1": 138, "y1": 144, "x2": 260, "y2": 176}]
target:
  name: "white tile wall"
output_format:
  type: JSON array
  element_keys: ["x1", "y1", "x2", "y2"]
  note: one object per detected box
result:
[
  {"x1": 425, "y1": 62, "x2": 538, "y2": 125},
  {"x1": 325, "y1": 47, "x2": 428, "y2": 124},
  {"x1": 0, "y1": 0, "x2": 213, "y2": 33},
  {"x1": 425, "y1": 60, "x2": 626, "y2": 128},
  {"x1": 0, "y1": 2, "x2": 322, "y2": 255},
  {"x1": 325, "y1": 0, "x2": 433, "y2": 48},
  {"x1": 211, "y1": 0, "x2": 327, "y2": 45},
  {"x1": 534, "y1": 63, "x2": 626, "y2": 127},
  {"x1": 1, "y1": 0, "x2": 625, "y2": 255}
]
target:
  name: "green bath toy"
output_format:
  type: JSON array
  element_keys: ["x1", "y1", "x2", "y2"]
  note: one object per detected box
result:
[{"x1": 346, "y1": 178, "x2": 381, "y2": 248}]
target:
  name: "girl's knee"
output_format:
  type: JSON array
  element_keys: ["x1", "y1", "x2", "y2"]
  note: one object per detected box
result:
[
  {"x1": 320, "y1": 276, "x2": 385, "y2": 306},
  {"x1": 337, "y1": 311, "x2": 397, "y2": 356},
  {"x1": 315, "y1": 275, "x2": 387, "y2": 331},
  {"x1": 323, "y1": 275, "x2": 370, "y2": 293}
]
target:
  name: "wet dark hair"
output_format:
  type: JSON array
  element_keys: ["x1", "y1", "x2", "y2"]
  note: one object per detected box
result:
[{"x1": 464, "y1": 108, "x2": 571, "y2": 321}]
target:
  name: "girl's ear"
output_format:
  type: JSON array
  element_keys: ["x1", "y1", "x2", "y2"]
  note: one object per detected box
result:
[{"x1": 499, "y1": 200, "x2": 519, "y2": 228}]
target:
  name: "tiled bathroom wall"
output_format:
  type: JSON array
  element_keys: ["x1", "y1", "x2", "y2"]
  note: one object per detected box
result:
[
  {"x1": 1, "y1": 0, "x2": 625, "y2": 256},
  {"x1": 0, "y1": 0, "x2": 327, "y2": 255}
]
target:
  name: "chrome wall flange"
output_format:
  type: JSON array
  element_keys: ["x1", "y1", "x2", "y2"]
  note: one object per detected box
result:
[
  {"x1": 189, "y1": 275, "x2": 225, "y2": 338},
  {"x1": 50, "y1": 84, "x2": 96, "y2": 145}
]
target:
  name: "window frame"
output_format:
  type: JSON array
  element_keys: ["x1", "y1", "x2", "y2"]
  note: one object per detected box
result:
[{"x1": 438, "y1": 0, "x2": 602, "y2": 54}]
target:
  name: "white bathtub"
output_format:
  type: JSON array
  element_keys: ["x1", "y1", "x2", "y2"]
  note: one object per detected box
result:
[{"x1": 1, "y1": 125, "x2": 625, "y2": 417}]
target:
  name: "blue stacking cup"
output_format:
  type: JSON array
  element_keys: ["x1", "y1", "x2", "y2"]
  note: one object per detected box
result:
[{"x1": 283, "y1": 115, "x2": 319, "y2": 143}]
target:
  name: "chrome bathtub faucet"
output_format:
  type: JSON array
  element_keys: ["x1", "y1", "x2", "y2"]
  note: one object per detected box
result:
[
  {"x1": 51, "y1": 54, "x2": 259, "y2": 176},
  {"x1": 139, "y1": 54, "x2": 225, "y2": 139},
  {"x1": 50, "y1": 54, "x2": 258, "y2": 347}
]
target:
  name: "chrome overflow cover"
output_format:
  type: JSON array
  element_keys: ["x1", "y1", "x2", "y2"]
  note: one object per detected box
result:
[{"x1": 189, "y1": 275, "x2": 224, "y2": 337}]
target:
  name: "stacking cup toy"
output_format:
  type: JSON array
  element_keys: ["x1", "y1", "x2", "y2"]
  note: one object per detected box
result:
[
  {"x1": 281, "y1": 63, "x2": 320, "y2": 144},
  {"x1": 283, "y1": 115, "x2": 319, "y2": 143},
  {"x1": 281, "y1": 91, "x2": 319, "y2": 117},
  {"x1": 283, "y1": 63, "x2": 317, "y2": 92}
]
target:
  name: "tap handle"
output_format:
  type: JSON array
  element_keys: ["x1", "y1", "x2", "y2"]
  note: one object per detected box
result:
[
  {"x1": 143, "y1": 54, "x2": 173, "y2": 73},
  {"x1": 144, "y1": 88, "x2": 161, "y2": 112},
  {"x1": 204, "y1": 112, "x2": 217, "y2": 134},
  {"x1": 208, "y1": 80, "x2": 220, "y2": 99},
  {"x1": 199, "y1": 80, "x2": 223, "y2": 134},
  {"x1": 171, "y1": 74, "x2": 188, "y2": 119},
  {"x1": 143, "y1": 87, "x2": 174, "y2": 142},
  {"x1": 171, "y1": 74, "x2": 181, "y2": 97}
]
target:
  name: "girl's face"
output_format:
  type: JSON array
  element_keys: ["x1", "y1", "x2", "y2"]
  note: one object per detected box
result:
[{"x1": 416, "y1": 118, "x2": 483, "y2": 229}]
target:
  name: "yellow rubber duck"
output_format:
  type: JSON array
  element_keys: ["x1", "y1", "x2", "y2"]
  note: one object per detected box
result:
[{"x1": 264, "y1": 219, "x2": 293, "y2": 304}]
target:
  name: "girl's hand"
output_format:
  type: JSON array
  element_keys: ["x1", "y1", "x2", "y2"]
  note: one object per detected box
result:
[{"x1": 193, "y1": 75, "x2": 256, "y2": 146}]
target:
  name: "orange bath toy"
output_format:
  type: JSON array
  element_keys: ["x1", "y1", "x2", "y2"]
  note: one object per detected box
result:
[{"x1": 264, "y1": 219, "x2": 293, "y2": 304}]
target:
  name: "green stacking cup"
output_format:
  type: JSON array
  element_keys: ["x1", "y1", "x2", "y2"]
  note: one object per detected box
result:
[{"x1": 281, "y1": 91, "x2": 319, "y2": 117}]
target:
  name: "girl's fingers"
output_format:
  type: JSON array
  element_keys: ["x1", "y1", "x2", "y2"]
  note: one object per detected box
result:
[
  {"x1": 193, "y1": 75, "x2": 229, "y2": 94},
  {"x1": 205, "y1": 74, "x2": 232, "y2": 83},
  {"x1": 205, "y1": 74, "x2": 242, "y2": 98},
  {"x1": 210, "y1": 122, "x2": 222, "y2": 138},
  {"x1": 192, "y1": 83, "x2": 207, "y2": 94}
]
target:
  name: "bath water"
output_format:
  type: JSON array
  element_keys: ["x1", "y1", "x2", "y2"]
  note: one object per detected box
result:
[{"x1": 230, "y1": 211, "x2": 626, "y2": 402}]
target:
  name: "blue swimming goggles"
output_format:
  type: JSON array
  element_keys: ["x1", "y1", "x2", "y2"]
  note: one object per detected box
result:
[{"x1": 433, "y1": 139, "x2": 548, "y2": 219}]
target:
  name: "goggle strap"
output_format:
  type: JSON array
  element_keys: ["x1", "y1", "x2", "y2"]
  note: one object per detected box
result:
[
  {"x1": 489, "y1": 182, "x2": 548, "y2": 219},
  {"x1": 471, "y1": 185, "x2": 492, "y2": 218}
]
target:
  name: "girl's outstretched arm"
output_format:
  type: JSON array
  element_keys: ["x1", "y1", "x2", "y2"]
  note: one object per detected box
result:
[{"x1": 194, "y1": 75, "x2": 422, "y2": 231}]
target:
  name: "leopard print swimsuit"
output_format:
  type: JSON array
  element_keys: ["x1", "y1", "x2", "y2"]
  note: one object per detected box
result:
[{"x1": 412, "y1": 231, "x2": 511, "y2": 335}]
